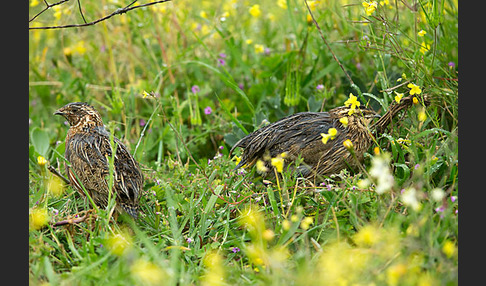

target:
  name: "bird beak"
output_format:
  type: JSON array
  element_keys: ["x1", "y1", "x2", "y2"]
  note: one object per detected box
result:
[{"x1": 53, "y1": 109, "x2": 64, "y2": 116}]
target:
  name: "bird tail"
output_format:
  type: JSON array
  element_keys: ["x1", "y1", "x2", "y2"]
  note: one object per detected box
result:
[{"x1": 121, "y1": 203, "x2": 139, "y2": 219}]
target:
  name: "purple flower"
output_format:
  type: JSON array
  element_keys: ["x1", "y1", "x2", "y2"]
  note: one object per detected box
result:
[
  {"x1": 435, "y1": 206, "x2": 445, "y2": 213},
  {"x1": 414, "y1": 164, "x2": 420, "y2": 170},
  {"x1": 219, "y1": 53, "x2": 227, "y2": 58},
  {"x1": 204, "y1": 106, "x2": 212, "y2": 115},
  {"x1": 191, "y1": 85, "x2": 200, "y2": 94},
  {"x1": 448, "y1": 62, "x2": 455, "y2": 68},
  {"x1": 231, "y1": 247, "x2": 240, "y2": 253},
  {"x1": 217, "y1": 58, "x2": 226, "y2": 66},
  {"x1": 450, "y1": 196, "x2": 457, "y2": 203},
  {"x1": 187, "y1": 237, "x2": 193, "y2": 243},
  {"x1": 219, "y1": 145, "x2": 224, "y2": 150},
  {"x1": 316, "y1": 84, "x2": 324, "y2": 91},
  {"x1": 140, "y1": 119, "x2": 146, "y2": 127}
]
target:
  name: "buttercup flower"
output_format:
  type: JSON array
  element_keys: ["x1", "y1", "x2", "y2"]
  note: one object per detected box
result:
[
  {"x1": 37, "y1": 155, "x2": 47, "y2": 166},
  {"x1": 30, "y1": 207, "x2": 50, "y2": 230},
  {"x1": 407, "y1": 83, "x2": 422, "y2": 95},
  {"x1": 394, "y1": 91, "x2": 404, "y2": 103},
  {"x1": 256, "y1": 160, "x2": 268, "y2": 173},
  {"x1": 271, "y1": 156, "x2": 285, "y2": 173},
  {"x1": 418, "y1": 30, "x2": 427, "y2": 37},
  {"x1": 254, "y1": 44, "x2": 265, "y2": 54},
  {"x1": 343, "y1": 139, "x2": 354, "y2": 150},
  {"x1": 362, "y1": 1, "x2": 378, "y2": 16},
  {"x1": 420, "y1": 41, "x2": 430, "y2": 54},
  {"x1": 249, "y1": 4, "x2": 261, "y2": 17},
  {"x1": 277, "y1": 0, "x2": 287, "y2": 9},
  {"x1": 321, "y1": 128, "x2": 338, "y2": 144},
  {"x1": 344, "y1": 93, "x2": 361, "y2": 115},
  {"x1": 339, "y1": 117, "x2": 348, "y2": 128}
]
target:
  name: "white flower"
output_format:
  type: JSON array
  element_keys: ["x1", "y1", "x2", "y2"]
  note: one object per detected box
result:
[
  {"x1": 369, "y1": 153, "x2": 394, "y2": 194},
  {"x1": 401, "y1": 187, "x2": 420, "y2": 211},
  {"x1": 430, "y1": 188, "x2": 445, "y2": 202}
]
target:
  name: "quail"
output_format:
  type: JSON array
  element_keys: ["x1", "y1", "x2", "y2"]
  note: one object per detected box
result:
[
  {"x1": 54, "y1": 102, "x2": 144, "y2": 219},
  {"x1": 230, "y1": 94, "x2": 426, "y2": 181}
]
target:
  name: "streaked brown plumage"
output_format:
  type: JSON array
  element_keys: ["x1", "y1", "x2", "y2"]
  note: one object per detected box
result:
[
  {"x1": 230, "y1": 95, "x2": 427, "y2": 181},
  {"x1": 54, "y1": 102, "x2": 144, "y2": 219}
]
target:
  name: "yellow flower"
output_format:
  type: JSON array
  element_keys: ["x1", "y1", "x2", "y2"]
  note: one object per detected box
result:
[
  {"x1": 282, "y1": 219, "x2": 291, "y2": 230},
  {"x1": 343, "y1": 139, "x2": 354, "y2": 150},
  {"x1": 199, "y1": 10, "x2": 208, "y2": 19},
  {"x1": 386, "y1": 263, "x2": 407, "y2": 286},
  {"x1": 407, "y1": 83, "x2": 422, "y2": 95},
  {"x1": 30, "y1": 0, "x2": 40, "y2": 7},
  {"x1": 37, "y1": 155, "x2": 47, "y2": 166},
  {"x1": 254, "y1": 44, "x2": 265, "y2": 54},
  {"x1": 271, "y1": 156, "x2": 284, "y2": 173},
  {"x1": 202, "y1": 251, "x2": 225, "y2": 286},
  {"x1": 344, "y1": 93, "x2": 361, "y2": 115},
  {"x1": 321, "y1": 128, "x2": 338, "y2": 144},
  {"x1": 418, "y1": 110, "x2": 427, "y2": 122},
  {"x1": 373, "y1": 146, "x2": 380, "y2": 155},
  {"x1": 263, "y1": 229, "x2": 275, "y2": 241},
  {"x1": 362, "y1": 1, "x2": 378, "y2": 16},
  {"x1": 233, "y1": 155, "x2": 242, "y2": 166},
  {"x1": 394, "y1": 91, "x2": 404, "y2": 103},
  {"x1": 106, "y1": 233, "x2": 133, "y2": 256},
  {"x1": 307, "y1": 1, "x2": 321, "y2": 11},
  {"x1": 267, "y1": 13, "x2": 275, "y2": 22},
  {"x1": 442, "y1": 240, "x2": 456, "y2": 258},
  {"x1": 53, "y1": 6, "x2": 63, "y2": 20},
  {"x1": 277, "y1": 0, "x2": 287, "y2": 9},
  {"x1": 412, "y1": 97, "x2": 419, "y2": 104},
  {"x1": 418, "y1": 30, "x2": 427, "y2": 37},
  {"x1": 397, "y1": 72, "x2": 407, "y2": 82},
  {"x1": 339, "y1": 117, "x2": 348, "y2": 127},
  {"x1": 131, "y1": 259, "x2": 165, "y2": 286},
  {"x1": 420, "y1": 41, "x2": 430, "y2": 54},
  {"x1": 256, "y1": 159, "x2": 268, "y2": 173},
  {"x1": 354, "y1": 224, "x2": 380, "y2": 247},
  {"x1": 300, "y1": 217, "x2": 313, "y2": 230},
  {"x1": 48, "y1": 175, "x2": 64, "y2": 197},
  {"x1": 249, "y1": 4, "x2": 261, "y2": 18},
  {"x1": 30, "y1": 207, "x2": 50, "y2": 230},
  {"x1": 245, "y1": 39, "x2": 253, "y2": 45}
]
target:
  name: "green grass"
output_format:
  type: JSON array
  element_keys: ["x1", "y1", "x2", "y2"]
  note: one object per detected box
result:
[{"x1": 29, "y1": 0, "x2": 458, "y2": 285}]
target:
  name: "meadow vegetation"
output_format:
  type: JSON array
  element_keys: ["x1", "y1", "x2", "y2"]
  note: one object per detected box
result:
[{"x1": 29, "y1": 0, "x2": 458, "y2": 285}]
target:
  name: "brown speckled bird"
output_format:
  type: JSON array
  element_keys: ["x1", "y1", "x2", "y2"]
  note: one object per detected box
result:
[
  {"x1": 229, "y1": 95, "x2": 426, "y2": 181},
  {"x1": 54, "y1": 102, "x2": 144, "y2": 219}
]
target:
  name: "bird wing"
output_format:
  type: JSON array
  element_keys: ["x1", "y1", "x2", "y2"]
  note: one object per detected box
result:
[
  {"x1": 65, "y1": 128, "x2": 143, "y2": 213},
  {"x1": 233, "y1": 112, "x2": 338, "y2": 168}
]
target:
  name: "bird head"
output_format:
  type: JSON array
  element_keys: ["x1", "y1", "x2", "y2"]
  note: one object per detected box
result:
[{"x1": 54, "y1": 102, "x2": 104, "y2": 127}]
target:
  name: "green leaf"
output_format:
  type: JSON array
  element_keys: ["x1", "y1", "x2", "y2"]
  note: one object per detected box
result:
[{"x1": 30, "y1": 127, "x2": 50, "y2": 157}]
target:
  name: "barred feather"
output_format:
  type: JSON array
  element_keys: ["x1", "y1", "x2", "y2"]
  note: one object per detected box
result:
[{"x1": 55, "y1": 102, "x2": 144, "y2": 219}]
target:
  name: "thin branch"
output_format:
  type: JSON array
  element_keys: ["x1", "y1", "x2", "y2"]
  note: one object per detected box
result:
[
  {"x1": 77, "y1": 0, "x2": 88, "y2": 24},
  {"x1": 29, "y1": 0, "x2": 172, "y2": 30},
  {"x1": 29, "y1": 0, "x2": 71, "y2": 23},
  {"x1": 304, "y1": 0, "x2": 355, "y2": 86}
]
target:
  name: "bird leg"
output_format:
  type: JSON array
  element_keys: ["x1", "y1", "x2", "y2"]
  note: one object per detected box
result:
[{"x1": 52, "y1": 210, "x2": 95, "y2": 226}]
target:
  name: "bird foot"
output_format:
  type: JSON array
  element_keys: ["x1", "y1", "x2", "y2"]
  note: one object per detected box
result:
[{"x1": 53, "y1": 210, "x2": 96, "y2": 226}]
